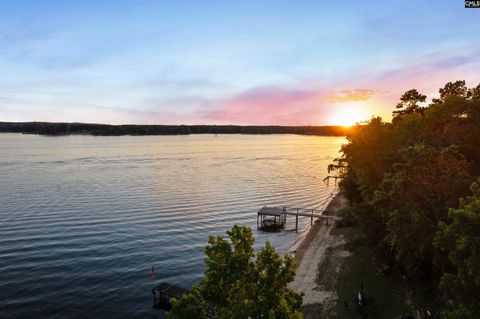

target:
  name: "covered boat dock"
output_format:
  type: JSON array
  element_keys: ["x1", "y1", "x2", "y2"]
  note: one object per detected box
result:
[{"x1": 257, "y1": 206, "x2": 287, "y2": 230}]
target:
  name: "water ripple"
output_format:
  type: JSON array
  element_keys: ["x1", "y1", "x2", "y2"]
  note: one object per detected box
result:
[{"x1": 0, "y1": 134, "x2": 345, "y2": 319}]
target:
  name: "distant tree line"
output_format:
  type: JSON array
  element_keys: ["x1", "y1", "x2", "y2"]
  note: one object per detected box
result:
[
  {"x1": 0, "y1": 122, "x2": 352, "y2": 137},
  {"x1": 332, "y1": 81, "x2": 480, "y2": 318}
]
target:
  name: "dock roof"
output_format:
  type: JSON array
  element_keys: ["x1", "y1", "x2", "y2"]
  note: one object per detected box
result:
[{"x1": 257, "y1": 207, "x2": 284, "y2": 216}]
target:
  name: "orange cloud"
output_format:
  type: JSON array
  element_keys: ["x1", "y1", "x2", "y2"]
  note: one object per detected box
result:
[{"x1": 326, "y1": 89, "x2": 375, "y2": 103}]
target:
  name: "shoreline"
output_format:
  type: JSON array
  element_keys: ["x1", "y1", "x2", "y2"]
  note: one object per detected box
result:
[
  {"x1": 289, "y1": 192, "x2": 349, "y2": 316},
  {"x1": 287, "y1": 191, "x2": 339, "y2": 257},
  {"x1": 291, "y1": 190, "x2": 345, "y2": 265}
]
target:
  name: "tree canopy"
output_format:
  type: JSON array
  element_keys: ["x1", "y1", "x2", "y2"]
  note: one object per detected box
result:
[
  {"x1": 167, "y1": 225, "x2": 304, "y2": 319},
  {"x1": 333, "y1": 80, "x2": 480, "y2": 317},
  {"x1": 393, "y1": 89, "x2": 427, "y2": 119},
  {"x1": 434, "y1": 179, "x2": 480, "y2": 319}
]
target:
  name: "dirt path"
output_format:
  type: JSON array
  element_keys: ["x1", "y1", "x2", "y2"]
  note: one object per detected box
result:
[{"x1": 290, "y1": 193, "x2": 349, "y2": 318}]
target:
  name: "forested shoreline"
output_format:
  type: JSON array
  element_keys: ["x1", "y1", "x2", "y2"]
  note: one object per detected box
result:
[
  {"x1": 332, "y1": 81, "x2": 480, "y2": 318},
  {"x1": 0, "y1": 122, "x2": 351, "y2": 137}
]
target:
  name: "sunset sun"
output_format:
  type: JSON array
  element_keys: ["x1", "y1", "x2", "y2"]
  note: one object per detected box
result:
[{"x1": 330, "y1": 101, "x2": 370, "y2": 126}]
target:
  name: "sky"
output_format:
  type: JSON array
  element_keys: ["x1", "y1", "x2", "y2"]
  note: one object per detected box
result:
[{"x1": 1, "y1": 0, "x2": 479, "y2": 126}]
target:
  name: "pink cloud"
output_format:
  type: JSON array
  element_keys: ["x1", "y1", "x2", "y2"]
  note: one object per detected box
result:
[
  {"x1": 201, "y1": 85, "x2": 389, "y2": 125},
  {"x1": 203, "y1": 87, "x2": 332, "y2": 125},
  {"x1": 198, "y1": 47, "x2": 480, "y2": 125}
]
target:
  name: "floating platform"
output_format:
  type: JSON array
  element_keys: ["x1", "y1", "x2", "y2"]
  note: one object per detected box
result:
[
  {"x1": 152, "y1": 282, "x2": 190, "y2": 309},
  {"x1": 152, "y1": 282, "x2": 215, "y2": 317}
]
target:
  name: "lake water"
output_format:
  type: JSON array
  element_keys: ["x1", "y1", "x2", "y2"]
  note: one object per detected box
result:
[{"x1": 0, "y1": 134, "x2": 345, "y2": 318}]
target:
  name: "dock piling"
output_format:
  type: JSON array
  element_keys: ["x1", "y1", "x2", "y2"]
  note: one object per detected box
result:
[{"x1": 295, "y1": 209, "x2": 299, "y2": 231}]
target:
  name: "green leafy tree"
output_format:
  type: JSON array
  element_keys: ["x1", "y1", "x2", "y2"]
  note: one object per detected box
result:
[
  {"x1": 393, "y1": 89, "x2": 427, "y2": 119},
  {"x1": 167, "y1": 287, "x2": 209, "y2": 319},
  {"x1": 432, "y1": 80, "x2": 470, "y2": 103},
  {"x1": 434, "y1": 180, "x2": 480, "y2": 319},
  {"x1": 167, "y1": 225, "x2": 304, "y2": 319},
  {"x1": 373, "y1": 145, "x2": 472, "y2": 278},
  {"x1": 425, "y1": 87, "x2": 480, "y2": 175},
  {"x1": 325, "y1": 80, "x2": 480, "y2": 314},
  {"x1": 470, "y1": 83, "x2": 480, "y2": 100},
  {"x1": 340, "y1": 117, "x2": 398, "y2": 202}
]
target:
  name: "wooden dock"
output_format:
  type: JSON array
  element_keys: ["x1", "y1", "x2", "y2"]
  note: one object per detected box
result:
[
  {"x1": 323, "y1": 175, "x2": 340, "y2": 185},
  {"x1": 257, "y1": 205, "x2": 342, "y2": 231},
  {"x1": 152, "y1": 282, "x2": 190, "y2": 309}
]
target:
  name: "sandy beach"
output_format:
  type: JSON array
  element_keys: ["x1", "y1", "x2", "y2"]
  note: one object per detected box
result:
[{"x1": 290, "y1": 193, "x2": 349, "y2": 318}]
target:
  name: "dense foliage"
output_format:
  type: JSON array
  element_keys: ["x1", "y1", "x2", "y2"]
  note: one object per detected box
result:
[
  {"x1": 335, "y1": 81, "x2": 480, "y2": 317},
  {"x1": 167, "y1": 225, "x2": 304, "y2": 319},
  {"x1": 434, "y1": 180, "x2": 480, "y2": 318},
  {"x1": 0, "y1": 121, "x2": 351, "y2": 136}
]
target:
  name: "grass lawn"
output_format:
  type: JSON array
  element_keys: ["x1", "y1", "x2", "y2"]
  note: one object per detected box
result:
[{"x1": 329, "y1": 226, "x2": 412, "y2": 319}]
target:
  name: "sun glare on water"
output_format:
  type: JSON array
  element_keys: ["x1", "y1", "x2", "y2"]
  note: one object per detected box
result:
[{"x1": 330, "y1": 101, "x2": 370, "y2": 127}]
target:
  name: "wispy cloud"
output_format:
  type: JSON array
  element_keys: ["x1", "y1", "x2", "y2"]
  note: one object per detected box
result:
[
  {"x1": 365, "y1": 47, "x2": 480, "y2": 101},
  {"x1": 193, "y1": 47, "x2": 480, "y2": 125},
  {"x1": 1, "y1": 1, "x2": 479, "y2": 125}
]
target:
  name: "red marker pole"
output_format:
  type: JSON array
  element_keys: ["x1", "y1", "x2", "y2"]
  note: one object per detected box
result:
[{"x1": 149, "y1": 265, "x2": 157, "y2": 282}]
